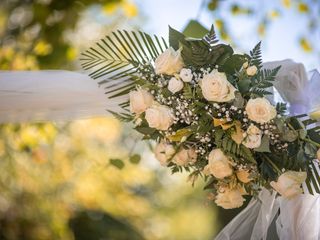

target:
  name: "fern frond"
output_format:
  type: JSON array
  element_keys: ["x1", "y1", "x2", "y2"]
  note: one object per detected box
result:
[
  {"x1": 250, "y1": 41, "x2": 262, "y2": 69},
  {"x1": 202, "y1": 24, "x2": 218, "y2": 48}
]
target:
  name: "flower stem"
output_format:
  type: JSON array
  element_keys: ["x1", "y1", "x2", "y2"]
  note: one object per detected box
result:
[
  {"x1": 263, "y1": 154, "x2": 282, "y2": 175},
  {"x1": 303, "y1": 137, "x2": 320, "y2": 148}
]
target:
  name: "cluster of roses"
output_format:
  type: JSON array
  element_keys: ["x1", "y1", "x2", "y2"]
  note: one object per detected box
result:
[{"x1": 128, "y1": 46, "x2": 309, "y2": 209}]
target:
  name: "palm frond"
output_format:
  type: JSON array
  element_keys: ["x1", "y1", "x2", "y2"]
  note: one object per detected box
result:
[{"x1": 80, "y1": 30, "x2": 167, "y2": 110}]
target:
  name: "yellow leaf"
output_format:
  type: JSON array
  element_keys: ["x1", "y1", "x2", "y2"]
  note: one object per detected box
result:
[
  {"x1": 33, "y1": 40, "x2": 52, "y2": 56},
  {"x1": 298, "y1": 2, "x2": 309, "y2": 13},
  {"x1": 310, "y1": 109, "x2": 320, "y2": 120},
  {"x1": 122, "y1": 1, "x2": 138, "y2": 18},
  {"x1": 231, "y1": 121, "x2": 244, "y2": 144},
  {"x1": 282, "y1": 0, "x2": 291, "y2": 8},
  {"x1": 269, "y1": 10, "x2": 280, "y2": 19},
  {"x1": 299, "y1": 38, "x2": 312, "y2": 52},
  {"x1": 102, "y1": 2, "x2": 119, "y2": 15},
  {"x1": 67, "y1": 47, "x2": 77, "y2": 61},
  {"x1": 258, "y1": 23, "x2": 265, "y2": 37},
  {"x1": 167, "y1": 128, "x2": 192, "y2": 142},
  {"x1": 213, "y1": 118, "x2": 234, "y2": 130}
]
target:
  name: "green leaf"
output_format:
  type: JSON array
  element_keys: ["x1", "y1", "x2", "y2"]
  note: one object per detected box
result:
[
  {"x1": 169, "y1": 26, "x2": 186, "y2": 50},
  {"x1": 232, "y1": 92, "x2": 245, "y2": 108},
  {"x1": 129, "y1": 154, "x2": 141, "y2": 164},
  {"x1": 238, "y1": 78, "x2": 251, "y2": 93},
  {"x1": 221, "y1": 54, "x2": 248, "y2": 74},
  {"x1": 182, "y1": 20, "x2": 209, "y2": 39},
  {"x1": 183, "y1": 84, "x2": 193, "y2": 99},
  {"x1": 255, "y1": 135, "x2": 270, "y2": 152},
  {"x1": 135, "y1": 126, "x2": 156, "y2": 135},
  {"x1": 110, "y1": 159, "x2": 125, "y2": 169},
  {"x1": 282, "y1": 129, "x2": 298, "y2": 142}
]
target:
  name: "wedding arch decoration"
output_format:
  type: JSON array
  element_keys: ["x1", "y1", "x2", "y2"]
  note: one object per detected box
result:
[{"x1": 81, "y1": 25, "x2": 320, "y2": 209}]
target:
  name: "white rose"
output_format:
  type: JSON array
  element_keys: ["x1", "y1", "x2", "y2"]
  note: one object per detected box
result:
[
  {"x1": 200, "y1": 69, "x2": 236, "y2": 102},
  {"x1": 204, "y1": 149, "x2": 233, "y2": 179},
  {"x1": 154, "y1": 141, "x2": 175, "y2": 166},
  {"x1": 245, "y1": 98, "x2": 277, "y2": 124},
  {"x1": 236, "y1": 169, "x2": 252, "y2": 183},
  {"x1": 173, "y1": 148, "x2": 197, "y2": 166},
  {"x1": 129, "y1": 89, "x2": 154, "y2": 114},
  {"x1": 317, "y1": 149, "x2": 320, "y2": 161},
  {"x1": 270, "y1": 171, "x2": 307, "y2": 199},
  {"x1": 246, "y1": 65, "x2": 258, "y2": 76},
  {"x1": 242, "y1": 61, "x2": 249, "y2": 69},
  {"x1": 215, "y1": 188, "x2": 245, "y2": 209},
  {"x1": 168, "y1": 77, "x2": 184, "y2": 94},
  {"x1": 145, "y1": 104, "x2": 174, "y2": 130},
  {"x1": 154, "y1": 47, "x2": 184, "y2": 75},
  {"x1": 179, "y1": 68, "x2": 193, "y2": 82},
  {"x1": 243, "y1": 124, "x2": 262, "y2": 149}
]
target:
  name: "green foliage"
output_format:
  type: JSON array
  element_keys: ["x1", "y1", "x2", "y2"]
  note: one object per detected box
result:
[
  {"x1": 108, "y1": 110, "x2": 134, "y2": 122},
  {"x1": 182, "y1": 20, "x2": 209, "y2": 38},
  {"x1": 169, "y1": 26, "x2": 234, "y2": 67},
  {"x1": 69, "y1": 210, "x2": 145, "y2": 240},
  {"x1": 249, "y1": 41, "x2": 263, "y2": 69},
  {"x1": 250, "y1": 66, "x2": 281, "y2": 97},
  {"x1": 202, "y1": 24, "x2": 219, "y2": 47},
  {"x1": 81, "y1": 30, "x2": 167, "y2": 108},
  {"x1": 276, "y1": 102, "x2": 287, "y2": 115},
  {"x1": 254, "y1": 135, "x2": 270, "y2": 152},
  {"x1": 129, "y1": 154, "x2": 141, "y2": 164},
  {"x1": 110, "y1": 158, "x2": 125, "y2": 169},
  {"x1": 220, "y1": 54, "x2": 248, "y2": 74}
]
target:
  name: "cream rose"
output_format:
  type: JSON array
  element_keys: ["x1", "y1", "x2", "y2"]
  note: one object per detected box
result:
[
  {"x1": 246, "y1": 65, "x2": 258, "y2": 76},
  {"x1": 179, "y1": 68, "x2": 193, "y2": 82},
  {"x1": 245, "y1": 98, "x2": 277, "y2": 124},
  {"x1": 145, "y1": 104, "x2": 173, "y2": 130},
  {"x1": 236, "y1": 170, "x2": 252, "y2": 183},
  {"x1": 173, "y1": 148, "x2": 197, "y2": 166},
  {"x1": 129, "y1": 89, "x2": 154, "y2": 114},
  {"x1": 154, "y1": 47, "x2": 184, "y2": 75},
  {"x1": 200, "y1": 70, "x2": 236, "y2": 102},
  {"x1": 242, "y1": 61, "x2": 249, "y2": 69},
  {"x1": 270, "y1": 171, "x2": 307, "y2": 199},
  {"x1": 154, "y1": 141, "x2": 175, "y2": 166},
  {"x1": 215, "y1": 188, "x2": 245, "y2": 209},
  {"x1": 168, "y1": 77, "x2": 183, "y2": 94},
  {"x1": 204, "y1": 149, "x2": 233, "y2": 179},
  {"x1": 243, "y1": 124, "x2": 262, "y2": 149}
]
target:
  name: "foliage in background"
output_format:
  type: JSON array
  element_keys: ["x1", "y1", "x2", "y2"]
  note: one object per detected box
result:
[
  {"x1": 0, "y1": 0, "x2": 137, "y2": 69},
  {"x1": 0, "y1": 119, "x2": 216, "y2": 240},
  {"x1": 204, "y1": 0, "x2": 319, "y2": 54}
]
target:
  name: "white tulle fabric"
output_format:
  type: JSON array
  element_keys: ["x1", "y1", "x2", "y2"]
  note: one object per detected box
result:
[
  {"x1": 0, "y1": 70, "x2": 125, "y2": 123},
  {"x1": 216, "y1": 60, "x2": 320, "y2": 240}
]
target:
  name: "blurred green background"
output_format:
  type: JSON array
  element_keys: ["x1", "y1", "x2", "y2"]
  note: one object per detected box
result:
[{"x1": 0, "y1": 0, "x2": 318, "y2": 239}]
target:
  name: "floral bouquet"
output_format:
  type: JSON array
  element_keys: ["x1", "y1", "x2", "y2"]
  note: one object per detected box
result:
[{"x1": 81, "y1": 25, "x2": 320, "y2": 209}]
